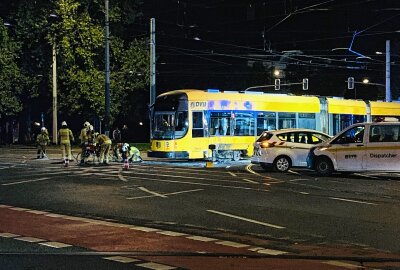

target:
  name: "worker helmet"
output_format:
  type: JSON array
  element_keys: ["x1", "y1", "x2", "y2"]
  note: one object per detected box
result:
[
  {"x1": 83, "y1": 121, "x2": 90, "y2": 127},
  {"x1": 41, "y1": 127, "x2": 46, "y2": 132},
  {"x1": 122, "y1": 143, "x2": 130, "y2": 152},
  {"x1": 61, "y1": 121, "x2": 67, "y2": 126},
  {"x1": 89, "y1": 125, "x2": 94, "y2": 131}
]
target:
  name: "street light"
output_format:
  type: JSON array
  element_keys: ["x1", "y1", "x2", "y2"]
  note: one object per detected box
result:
[{"x1": 362, "y1": 78, "x2": 370, "y2": 84}]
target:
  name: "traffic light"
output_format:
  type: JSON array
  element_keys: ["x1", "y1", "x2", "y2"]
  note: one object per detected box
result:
[
  {"x1": 302, "y1": 78, "x2": 308, "y2": 90},
  {"x1": 274, "y1": 79, "x2": 280, "y2": 90},
  {"x1": 348, "y1": 77, "x2": 354, "y2": 90}
]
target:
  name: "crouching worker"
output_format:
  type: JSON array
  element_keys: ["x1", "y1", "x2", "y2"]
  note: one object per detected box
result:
[
  {"x1": 94, "y1": 133, "x2": 112, "y2": 165},
  {"x1": 36, "y1": 127, "x2": 50, "y2": 159},
  {"x1": 121, "y1": 143, "x2": 142, "y2": 163}
]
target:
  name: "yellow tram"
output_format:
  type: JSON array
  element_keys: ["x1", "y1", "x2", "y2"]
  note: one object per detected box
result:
[{"x1": 148, "y1": 89, "x2": 400, "y2": 160}]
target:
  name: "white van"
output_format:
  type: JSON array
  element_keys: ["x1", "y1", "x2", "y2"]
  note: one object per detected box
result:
[{"x1": 307, "y1": 122, "x2": 400, "y2": 176}]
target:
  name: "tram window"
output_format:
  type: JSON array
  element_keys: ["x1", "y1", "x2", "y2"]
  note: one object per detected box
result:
[
  {"x1": 257, "y1": 112, "x2": 276, "y2": 135},
  {"x1": 210, "y1": 112, "x2": 232, "y2": 136},
  {"x1": 299, "y1": 113, "x2": 316, "y2": 130},
  {"x1": 333, "y1": 114, "x2": 366, "y2": 134},
  {"x1": 278, "y1": 112, "x2": 296, "y2": 129},
  {"x1": 192, "y1": 112, "x2": 204, "y2": 138},
  {"x1": 175, "y1": 111, "x2": 188, "y2": 139},
  {"x1": 234, "y1": 113, "x2": 255, "y2": 136}
]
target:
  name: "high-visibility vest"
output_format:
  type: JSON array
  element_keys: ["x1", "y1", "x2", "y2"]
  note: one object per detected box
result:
[
  {"x1": 95, "y1": 134, "x2": 112, "y2": 145},
  {"x1": 59, "y1": 128, "x2": 74, "y2": 144},
  {"x1": 79, "y1": 128, "x2": 89, "y2": 142}
]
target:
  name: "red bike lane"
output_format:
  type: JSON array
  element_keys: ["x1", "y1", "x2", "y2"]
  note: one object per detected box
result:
[{"x1": 0, "y1": 204, "x2": 399, "y2": 270}]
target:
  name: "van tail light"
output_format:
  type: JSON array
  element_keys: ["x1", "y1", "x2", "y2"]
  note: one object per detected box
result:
[{"x1": 260, "y1": 141, "x2": 276, "y2": 148}]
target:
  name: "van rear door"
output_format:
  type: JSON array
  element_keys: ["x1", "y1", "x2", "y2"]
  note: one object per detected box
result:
[{"x1": 366, "y1": 124, "x2": 400, "y2": 171}]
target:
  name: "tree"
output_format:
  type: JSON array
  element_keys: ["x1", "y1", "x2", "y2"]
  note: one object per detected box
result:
[{"x1": 0, "y1": 19, "x2": 23, "y2": 117}]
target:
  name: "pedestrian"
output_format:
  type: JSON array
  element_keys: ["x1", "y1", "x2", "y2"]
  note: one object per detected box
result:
[
  {"x1": 112, "y1": 126, "x2": 121, "y2": 143},
  {"x1": 79, "y1": 121, "x2": 90, "y2": 164},
  {"x1": 94, "y1": 133, "x2": 112, "y2": 165},
  {"x1": 58, "y1": 121, "x2": 74, "y2": 167},
  {"x1": 36, "y1": 127, "x2": 50, "y2": 159},
  {"x1": 121, "y1": 124, "x2": 129, "y2": 142}
]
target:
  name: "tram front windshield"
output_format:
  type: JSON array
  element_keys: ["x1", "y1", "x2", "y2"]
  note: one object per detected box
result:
[{"x1": 153, "y1": 111, "x2": 188, "y2": 140}]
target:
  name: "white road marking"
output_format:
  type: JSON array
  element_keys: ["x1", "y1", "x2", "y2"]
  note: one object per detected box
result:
[
  {"x1": 0, "y1": 233, "x2": 20, "y2": 238},
  {"x1": 15, "y1": 236, "x2": 46, "y2": 243},
  {"x1": 289, "y1": 179, "x2": 310, "y2": 182},
  {"x1": 9, "y1": 207, "x2": 29, "y2": 211},
  {"x1": 207, "y1": 210, "x2": 285, "y2": 229},
  {"x1": 257, "y1": 248, "x2": 288, "y2": 255},
  {"x1": 216, "y1": 241, "x2": 249, "y2": 248},
  {"x1": 126, "y1": 189, "x2": 203, "y2": 200},
  {"x1": 39, "y1": 242, "x2": 72, "y2": 248},
  {"x1": 45, "y1": 213, "x2": 66, "y2": 218},
  {"x1": 329, "y1": 197, "x2": 378, "y2": 206},
  {"x1": 245, "y1": 164, "x2": 281, "y2": 183},
  {"x1": 136, "y1": 262, "x2": 176, "y2": 270},
  {"x1": 354, "y1": 173, "x2": 379, "y2": 179},
  {"x1": 138, "y1": 187, "x2": 168, "y2": 198},
  {"x1": 157, "y1": 231, "x2": 187, "y2": 237},
  {"x1": 186, "y1": 235, "x2": 217, "y2": 242},
  {"x1": 130, "y1": 226, "x2": 160, "y2": 232},
  {"x1": 288, "y1": 170, "x2": 301, "y2": 175},
  {"x1": 103, "y1": 256, "x2": 140, "y2": 263},
  {"x1": 241, "y1": 178, "x2": 258, "y2": 184},
  {"x1": 323, "y1": 261, "x2": 362, "y2": 269},
  {"x1": 27, "y1": 210, "x2": 49, "y2": 215},
  {"x1": 228, "y1": 171, "x2": 237, "y2": 177},
  {"x1": 2, "y1": 177, "x2": 50, "y2": 186},
  {"x1": 0, "y1": 205, "x2": 11, "y2": 208},
  {"x1": 128, "y1": 169, "x2": 257, "y2": 185},
  {"x1": 124, "y1": 175, "x2": 263, "y2": 191},
  {"x1": 117, "y1": 168, "x2": 128, "y2": 182},
  {"x1": 299, "y1": 192, "x2": 310, "y2": 195}
]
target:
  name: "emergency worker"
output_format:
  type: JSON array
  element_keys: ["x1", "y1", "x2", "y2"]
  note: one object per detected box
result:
[
  {"x1": 58, "y1": 121, "x2": 74, "y2": 167},
  {"x1": 36, "y1": 127, "x2": 50, "y2": 159},
  {"x1": 79, "y1": 121, "x2": 90, "y2": 164},
  {"x1": 94, "y1": 133, "x2": 112, "y2": 165},
  {"x1": 121, "y1": 143, "x2": 142, "y2": 163}
]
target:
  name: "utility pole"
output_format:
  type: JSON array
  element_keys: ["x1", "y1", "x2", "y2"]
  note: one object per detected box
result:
[
  {"x1": 104, "y1": 0, "x2": 111, "y2": 135},
  {"x1": 149, "y1": 18, "x2": 156, "y2": 139},
  {"x1": 386, "y1": 40, "x2": 391, "y2": 102},
  {"x1": 52, "y1": 41, "x2": 58, "y2": 144}
]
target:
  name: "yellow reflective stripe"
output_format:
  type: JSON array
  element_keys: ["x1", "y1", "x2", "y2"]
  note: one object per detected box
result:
[{"x1": 326, "y1": 145, "x2": 400, "y2": 152}]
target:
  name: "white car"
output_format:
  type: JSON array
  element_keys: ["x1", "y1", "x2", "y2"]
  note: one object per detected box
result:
[{"x1": 251, "y1": 129, "x2": 331, "y2": 172}]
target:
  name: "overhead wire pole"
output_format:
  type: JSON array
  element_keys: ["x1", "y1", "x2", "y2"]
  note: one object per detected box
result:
[
  {"x1": 52, "y1": 41, "x2": 57, "y2": 144},
  {"x1": 386, "y1": 40, "x2": 391, "y2": 102},
  {"x1": 149, "y1": 18, "x2": 156, "y2": 139},
  {"x1": 104, "y1": 0, "x2": 111, "y2": 136}
]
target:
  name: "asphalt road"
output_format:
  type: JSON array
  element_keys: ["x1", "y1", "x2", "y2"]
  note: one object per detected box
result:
[{"x1": 1, "y1": 146, "x2": 400, "y2": 269}]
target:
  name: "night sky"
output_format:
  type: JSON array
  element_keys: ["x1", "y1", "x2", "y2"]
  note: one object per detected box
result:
[{"x1": 140, "y1": 0, "x2": 400, "y2": 100}]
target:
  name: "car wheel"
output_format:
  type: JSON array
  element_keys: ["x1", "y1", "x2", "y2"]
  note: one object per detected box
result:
[
  {"x1": 273, "y1": 156, "x2": 291, "y2": 172},
  {"x1": 315, "y1": 157, "x2": 333, "y2": 176}
]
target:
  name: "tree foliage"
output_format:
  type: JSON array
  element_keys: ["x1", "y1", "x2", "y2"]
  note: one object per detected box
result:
[
  {"x1": 0, "y1": 19, "x2": 23, "y2": 117},
  {"x1": 1, "y1": 0, "x2": 148, "y2": 129}
]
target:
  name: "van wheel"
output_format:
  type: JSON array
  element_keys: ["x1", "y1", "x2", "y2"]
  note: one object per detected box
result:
[
  {"x1": 273, "y1": 156, "x2": 291, "y2": 172},
  {"x1": 315, "y1": 157, "x2": 333, "y2": 176}
]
